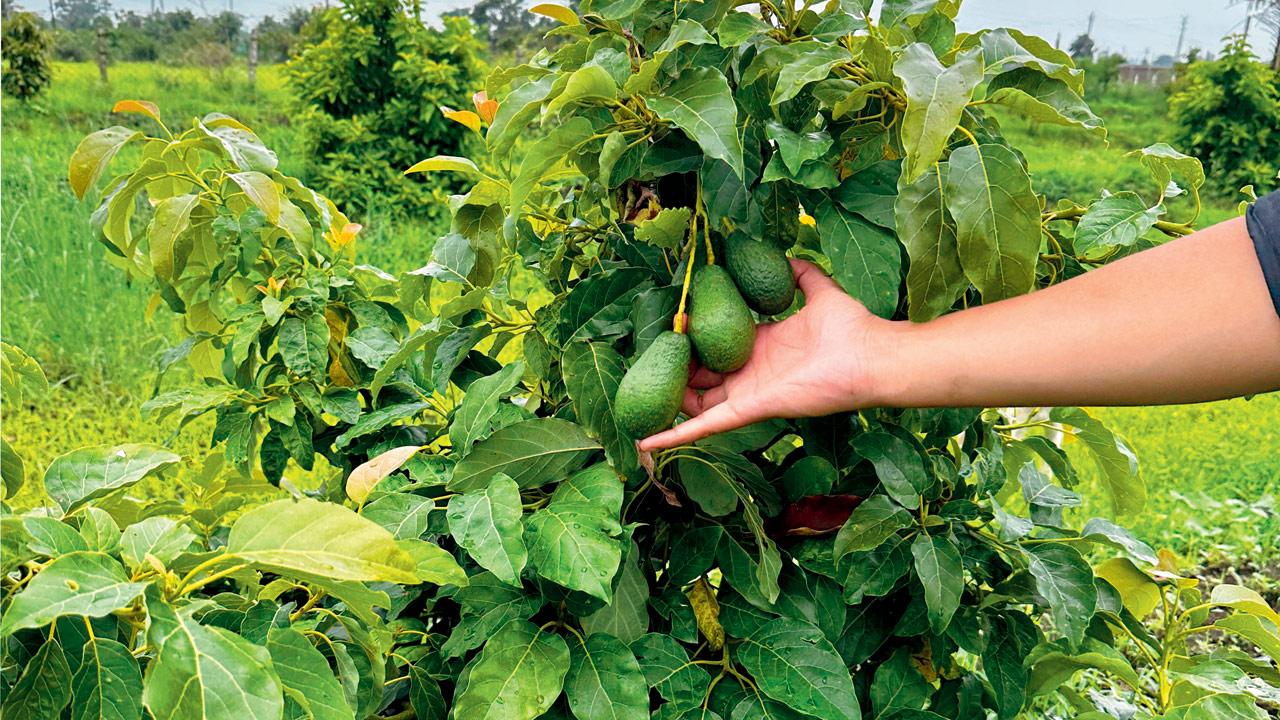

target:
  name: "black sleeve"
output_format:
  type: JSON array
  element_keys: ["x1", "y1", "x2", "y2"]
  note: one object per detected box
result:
[{"x1": 1246, "y1": 189, "x2": 1280, "y2": 319}]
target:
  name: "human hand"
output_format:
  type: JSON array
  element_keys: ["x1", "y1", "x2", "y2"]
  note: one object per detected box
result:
[{"x1": 638, "y1": 259, "x2": 893, "y2": 450}]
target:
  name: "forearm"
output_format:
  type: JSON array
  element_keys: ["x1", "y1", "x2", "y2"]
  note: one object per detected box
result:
[{"x1": 873, "y1": 217, "x2": 1280, "y2": 408}]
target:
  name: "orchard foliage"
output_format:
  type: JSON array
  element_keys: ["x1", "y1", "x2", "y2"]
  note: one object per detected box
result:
[
  {"x1": 4, "y1": 1, "x2": 1278, "y2": 719},
  {"x1": 286, "y1": 0, "x2": 488, "y2": 220},
  {"x1": 1169, "y1": 36, "x2": 1280, "y2": 198},
  {"x1": 1, "y1": 11, "x2": 53, "y2": 101}
]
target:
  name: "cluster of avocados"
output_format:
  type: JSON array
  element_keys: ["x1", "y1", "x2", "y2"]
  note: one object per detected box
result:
[{"x1": 614, "y1": 233, "x2": 796, "y2": 439}]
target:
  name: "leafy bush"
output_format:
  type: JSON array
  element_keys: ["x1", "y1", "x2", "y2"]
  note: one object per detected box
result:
[
  {"x1": 1169, "y1": 36, "x2": 1280, "y2": 197},
  {"x1": 6, "y1": 4, "x2": 1278, "y2": 720},
  {"x1": 286, "y1": 0, "x2": 487, "y2": 223},
  {"x1": 1, "y1": 12, "x2": 53, "y2": 100}
]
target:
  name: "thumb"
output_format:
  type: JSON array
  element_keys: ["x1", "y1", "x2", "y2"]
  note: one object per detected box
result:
[{"x1": 790, "y1": 258, "x2": 842, "y2": 299}]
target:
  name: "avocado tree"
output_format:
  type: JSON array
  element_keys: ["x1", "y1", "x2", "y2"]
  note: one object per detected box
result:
[
  {"x1": 5, "y1": 2, "x2": 1280, "y2": 719},
  {"x1": 1, "y1": 11, "x2": 53, "y2": 101}
]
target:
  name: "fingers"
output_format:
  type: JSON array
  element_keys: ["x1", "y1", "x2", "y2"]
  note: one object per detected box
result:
[
  {"x1": 681, "y1": 385, "x2": 727, "y2": 416},
  {"x1": 639, "y1": 402, "x2": 746, "y2": 451},
  {"x1": 688, "y1": 366, "x2": 724, "y2": 389},
  {"x1": 790, "y1": 258, "x2": 842, "y2": 299}
]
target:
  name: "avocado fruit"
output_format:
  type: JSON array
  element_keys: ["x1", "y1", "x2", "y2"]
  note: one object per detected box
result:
[
  {"x1": 615, "y1": 331, "x2": 691, "y2": 438},
  {"x1": 689, "y1": 265, "x2": 756, "y2": 373},
  {"x1": 723, "y1": 233, "x2": 796, "y2": 315}
]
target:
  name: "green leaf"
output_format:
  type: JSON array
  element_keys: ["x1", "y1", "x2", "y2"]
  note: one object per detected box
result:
[
  {"x1": 1, "y1": 552, "x2": 147, "y2": 637},
  {"x1": 545, "y1": 65, "x2": 618, "y2": 118},
  {"x1": 71, "y1": 637, "x2": 144, "y2": 720},
  {"x1": 945, "y1": 143, "x2": 1041, "y2": 303},
  {"x1": 633, "y1": 207, "x2": 691, "y2": 250},
  {"x1": 449, "y1": 418, "x2": 601, "y2": 491},
  {"x1": 279, "y1": 314, "x2": 330, "y2": 378},
  {"x1": 563, "y1": 342, "x2": 638, "y2": 478},
  {"x1": 1209, "y1": 584, "x2": 1280, "y2": 624},
  {"x1": 199, "y1": 114, "x2": 278, "y2": 172},
  {"x1": 881, "y1": 0, "x2": 940, "y2": 27},
  {"x1": 1025, "y1": 638, "x2": 1141, "y2": 698},
  {"x1": 413, "y1": 232, "x2": 476, "y2": 285},
  {"x1": 852, "y1": 431, "x2": 931, "y2": 507},
  {"x1": 894, "y1": 44, "x2": 983, "y2": 182},
  {"x1": 451, "y1": 362, "x2": 524, "y2": 454},
  {"x1": 442, "y1": 572, "x2": 543, "y2": 658},
  {"x1": 404, "y1": 155, "x2": 481, "y2": 176},
  {"x1": 551, "y1": 463, "x2": 625, "y2": 517},
  {"x1": 265, "y1": 628, "x2": 353, "y2": 720},
  {"x1": 981, "y1": 610, "x2": 1040, "y2": 719},
  {"x1": 772, "y1": 42, "x2": 849, "y2": 105},
  {"x1": 766, "y1": 122, "x2": 834, "y2": 176},
  {"x1": 43, "y1": 443, "x2": 181, "y2": 513},
  {"x1": 1080, "y1": 517, "x2": 1157, "y2": 565},
  {"x1": 409, "y1": 665, "x2": 446, "y2": 720},
  {"x1": 120, "y1": 517, "x2": 197, "y2": 571},
  {"x1": 582, "y1": 544, "x2": 649, "y2": 643},
  {"x1": 1128, "y1": 143, "x2": 1205, "y2": 204},
  {"x1": 977, "y1": 28, "x2": 1083, "y2": 94},
  {"x1": 898, "y1": 162, "x2": 965, "y2": 321},
  {"x1": 335, "y1": 400, "x2": 432, "y2": 449},
  {"x1": 987, "y1": 68, "x2": 1105, "y2": 139},
  {"x1": 489, "y1": 76, "x2": 556, "y2": 153},
  {"x1": 148, "y1": 194, "x2": 201, "y2": 282},
  {"x1": 448, "y1": 474, "x2": 528, "y2": 586},
  {"x1": 839, "y1": 533, "x2": 911, "y2": 604},
  {"x1": 68, "y1": 126, "x2": 142, "y2": 200},
  {"x1": 833, "y1": 495, "x2": 913, "y2": 560},
  {"x1": 870, "y1": 646, "x2": 932, "y2": 716},
  {"x1": 565, "y1": 633, "x2": 649, "y2": 720},
  {"x1": 227, "y1": 497, "x2": 419, "y2": 584},
  {"x1": 737, "y1": 618, "x2": 861, "y2": 720},
  {"x1": 631, "y1": 633, "x2": 711, "y2": 711},
  {"x1": 815, "y1": 198, "x2": 901, "y2": 318},
  {"x1": 1027, "y1": 543, "x2": 1097, "y2": 646},
  {"x1": 1073, "y1": 192, "x2": 1161, "y2": 259},
  {"x1": 1, "y1": 639, "x2": 72, "y2": 718},
  {"x1": 1049, "y1": 407, "x2": 1145, "y2": 516},
  {"x1": 678, "y1": 455, "x2": 739, "y2": 516},
  {"x1": 510, "y1": 117, "x2": 594, "y2": 214},
  {"x1": 143, "y1": 597, "x2": 284, "y2": 720},
  {"x1": 227, "y1": 171, "x2": 281, "y2": 224},
  {"x1": 361, "y1": 493, "x2": 435, "y2": 539},
  {"x1": 559, "y1": 268, "x2": 654, "y2": 342},
  {"x1": 910, "y1": 532, "x2": 964, "y2": 634},
  {"x1": 400, "y1": 538, "x2": 469, "y2": 586},
  {"x1": 453, "y1": 620, "x2": 570, "y2": 720},
  {"x1": 527, "y1": 500, "x2": 623, "y2": 601},
  {"x1": 1215, "y1": 614, "x2": 1280, "y2": 663},
  {"x1": 645, "y1": 67, "x2": 744, "y2": 178}
]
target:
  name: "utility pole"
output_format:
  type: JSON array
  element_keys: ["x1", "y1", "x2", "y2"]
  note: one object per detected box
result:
[
  {"x1": 1086, "y1": 11, "x2": 1095, "y2": 36},
  {"x1": 48, "y1": 0, "x2": 55, "y2": 29},
  {"x1": 1174, "y1": 14, "x2": 1188, "y2": 62},
  {"x1": 1054, "y1": 31, "x2": 1061, "y2": 49},
  {"x1": 248, "y1": 26, "x2": 258, "y2": 90},
  {"x1": 1243, "y1": 0, "x2": 1253, "y2": 41},
  {"x1": 96, "y1": 26, "x2": 109, "y2": 83}
]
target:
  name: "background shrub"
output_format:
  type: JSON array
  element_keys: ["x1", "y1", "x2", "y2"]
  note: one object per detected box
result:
[
  {"x1": 1169, "y1": 36, "x2": 1280, "y2": 197},
  {"x1": 286, "y1": 0, "x2": 486, "y2": 223},
  {"x1": 1, "y1": 12, "x2": 53, "y2": 100}
]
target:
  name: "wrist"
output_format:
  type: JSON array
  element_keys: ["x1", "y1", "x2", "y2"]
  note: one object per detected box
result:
[{"x1": 859, "y1": 317, "x2": 949, "y2": 409}]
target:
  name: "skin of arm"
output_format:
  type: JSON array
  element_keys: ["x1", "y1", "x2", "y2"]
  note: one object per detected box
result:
[{"x1": 639, "y1": 216, "x2": 1280, "y2": 451}]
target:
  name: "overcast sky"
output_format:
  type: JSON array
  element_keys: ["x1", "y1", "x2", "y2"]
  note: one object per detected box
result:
[{"x1": 28, "y1": 0, "x2": 1266, "y2": 62}]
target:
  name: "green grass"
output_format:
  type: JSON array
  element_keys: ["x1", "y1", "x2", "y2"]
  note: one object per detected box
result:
[{"x1": 2, "y1": 64, "x2": 1277, "y2": 571}]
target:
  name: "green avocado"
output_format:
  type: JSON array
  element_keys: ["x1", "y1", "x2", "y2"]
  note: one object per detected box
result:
[
  {"x1": 724, "y1": 233, "x2": 796, "y2": 315},
  {"x1": 689, "y1": 264, "x2": 756, "y2": 373},
  {"x1": 615, "y1": 331, "x2": 691, "y2": 438}
]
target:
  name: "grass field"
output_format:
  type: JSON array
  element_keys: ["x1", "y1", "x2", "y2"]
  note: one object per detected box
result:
[{"x1": 2, "y1": 63, "x2": 1277, "y2": 574}]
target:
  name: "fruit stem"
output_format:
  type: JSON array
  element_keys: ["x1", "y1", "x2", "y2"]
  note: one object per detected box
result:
[
  {"x1": 674, "y1": 230, "x2": 697, "y2": 334},
  {"x1": 698, "y1": 180, "x2": 715, "y2": 266}
]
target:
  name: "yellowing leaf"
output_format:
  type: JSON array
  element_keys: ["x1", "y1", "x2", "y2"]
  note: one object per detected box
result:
[
  {"x1": 686, "y1": 577, "x2": 725, "y2": 650},
  {"x1": 441, "y1": 106, "x2": 482, "y2": 134},
  {"x1": 473, "y1": 91, "x2": 498, "y2": 124},
  {"x1": 530, "y1": 3, "x2": 580, "y2": 25},
  {"x1": 227, "y1": 171, "x2": 281, "y2": 224},
  {"x1": 347, "y1": 446, "x2": 422, "y2": 504},
  {"x1": 1096, "y1": 557, "x2": 1160, "y2": 619},
  {"x1": 404, "y1": 155, "x2": 481, "y2": 176},
  {"x1": 798, "y1": 210, "x2": 816, "y2": 227},
  {"x1": 111, "y1": 100, "x2": 162, "y2": 126}
]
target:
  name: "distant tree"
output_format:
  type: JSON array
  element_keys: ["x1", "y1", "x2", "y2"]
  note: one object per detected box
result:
[
  {"x1": 1170, "y1": 35, "x2": 1280, "y2": 195},
  {"x1": 53, "y1": 0, "x2": 108, "y2": 30},
  {"x1": 1080, "y1": 52, "x2": 1126, "y2": 96},
  {"x1": 2, "y1": 10, "x2": 52, "y2": 99},
  {"x1": 1069, "y1": 32, "x2": 1095, "y2": 61},
  {"x1": 208, "y1": 10, "x2": 242, "y2": 48},
  {"x1": 256, "y1": 6, "x2": 322, "y2": 63},
  {"x1": 449, "y1": 0, "x2": 550, "y2": 58}
]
